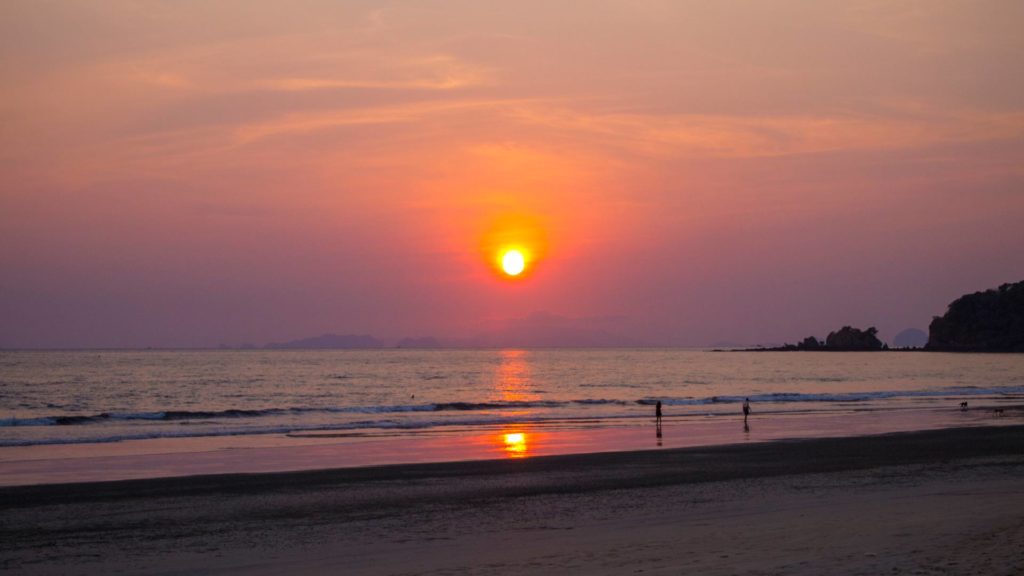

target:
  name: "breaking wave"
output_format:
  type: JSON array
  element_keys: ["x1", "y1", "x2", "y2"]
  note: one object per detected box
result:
[{"x1": 4, "y1": 385, "x2": 1021, "y2": 430}]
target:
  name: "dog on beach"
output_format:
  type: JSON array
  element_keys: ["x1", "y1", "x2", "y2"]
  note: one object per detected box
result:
[
  {"x1": 993, "y1": 408, "x2": 1004, "y2": 416},
  {"x1": 960, "y1": 401, "x2": 968, "y2": 411}
]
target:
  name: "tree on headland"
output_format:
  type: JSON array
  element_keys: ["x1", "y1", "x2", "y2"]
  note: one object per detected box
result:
[
  {"x1": 799, "y1": 336, "x2": 822, "y2": 350},
  {"x1": 926, "y1": 281, "x2": 1024, "y2": 352},
  {"x1": 824, "y1": 326, "x2": 885, "y2": 351},
  {"x1": 755, "y1": 326, "x2": 884, "y2": 351}
]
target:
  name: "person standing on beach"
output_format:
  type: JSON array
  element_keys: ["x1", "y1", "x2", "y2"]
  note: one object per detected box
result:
[
  {"x1": 655, "y1": 400, "x2": 663, "y2": 445},
  {"x1": 742, "y1": 398, "x2": 751, "y2": 423}
]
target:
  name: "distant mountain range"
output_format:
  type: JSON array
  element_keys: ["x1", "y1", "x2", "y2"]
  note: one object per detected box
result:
[
  {"x1": 255, "y1": 315, "x2": 649, "y2": 349},
  {"x1": 239, "y1": 281, "x2": 1024, "y2": 351},
  {"x1": 258, "y1": 330, "x2": 645, "y2": 350},
  {"x1": 265, "y1": 334, "x2": 384, "y2": 349}
]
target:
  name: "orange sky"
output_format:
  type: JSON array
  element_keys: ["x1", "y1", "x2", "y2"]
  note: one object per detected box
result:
[{"x1": 2, "y1": 1, "x2": 1023, "y2": 347}]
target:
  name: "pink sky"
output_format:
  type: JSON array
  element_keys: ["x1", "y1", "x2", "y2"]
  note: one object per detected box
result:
[{"x1": 2, "y1": 1, "x2": 1023, "y2": 348}]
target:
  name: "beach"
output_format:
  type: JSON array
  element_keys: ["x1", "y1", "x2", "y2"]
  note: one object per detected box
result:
[
  {"x1": 3, "y1": 425, "x2": 1023, "y2": 575},
  {"x1": 5, "y1": 349, "x2": 1023, "y2": 485},
  {"x1": 5, "y1": 0, "x2": 1024, "y2": 573}
]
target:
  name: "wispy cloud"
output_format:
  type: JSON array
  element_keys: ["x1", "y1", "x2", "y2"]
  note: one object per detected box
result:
[{"x1": 506, "y1": 104, "x2": 1024, "y2": 159}]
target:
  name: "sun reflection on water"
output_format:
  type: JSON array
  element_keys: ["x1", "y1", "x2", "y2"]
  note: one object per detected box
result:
[
  {"x1": 495, "y1": 349, "x2": 535, "y2": 404},
  {"x1": 493, "y1": 351, "x2": 536, "y2": 458}
]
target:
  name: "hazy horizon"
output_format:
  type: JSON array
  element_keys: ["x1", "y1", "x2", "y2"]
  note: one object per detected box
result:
[{"x1": 3, "y1": 1, "x2": 1023, "y2": 349}]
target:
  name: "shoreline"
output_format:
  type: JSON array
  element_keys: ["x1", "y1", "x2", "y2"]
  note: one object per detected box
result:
[
  {"x1": 3, "y1": 425, "x2": 1024, "y2": 575},
  {"x1": 4, "y1": 424, "x2": 1023, "y2": 500},
  {"x1": 1, "y1": 406, "x2": 1019, "y2": 487}
]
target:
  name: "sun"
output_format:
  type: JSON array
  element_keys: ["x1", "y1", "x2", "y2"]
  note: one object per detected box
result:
[
  {"x1": 479, "y1": 214, "x2": 546, "y2": 280},
  {"x1": 501, "y1": 249, "x2": 526, "y2": 276}
]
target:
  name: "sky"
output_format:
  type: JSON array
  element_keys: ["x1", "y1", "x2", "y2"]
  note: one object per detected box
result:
[{"x1": 2, "y1": 0, "x2": 1023, "y2": 348}]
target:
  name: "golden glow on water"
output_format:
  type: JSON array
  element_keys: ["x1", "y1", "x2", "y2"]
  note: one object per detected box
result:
[
  {"x1": 495, "y1": 349, "x2": 537, "y2": 404},
  {"x1": 502, "y1": 432, "x2": 528, "y2": 457},
  {"x1": 492, "y1": 351, "x2": 536, "y2": 458}
]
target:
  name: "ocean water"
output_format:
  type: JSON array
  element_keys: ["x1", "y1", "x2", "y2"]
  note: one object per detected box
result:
[{"x1": 2, "y1": 349, "x2": 1023, "y2": 450}]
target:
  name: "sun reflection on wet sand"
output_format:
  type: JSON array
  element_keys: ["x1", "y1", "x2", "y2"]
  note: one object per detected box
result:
[{"x1": 502, "y1": 431, "x2": 528, "y2": 458}]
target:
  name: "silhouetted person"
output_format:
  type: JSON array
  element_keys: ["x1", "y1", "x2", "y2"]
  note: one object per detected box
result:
[
  {"x1": 742, "y1": 398, "x2": 751, "y2": 424},
  {"x1": 655, "y1": 400, "x2": 662, "y2": 425}
]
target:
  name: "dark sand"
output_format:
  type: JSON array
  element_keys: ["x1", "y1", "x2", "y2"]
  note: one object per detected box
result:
[{"x1": 3, "y1": 426, "x2": 1024, "y2": 575}]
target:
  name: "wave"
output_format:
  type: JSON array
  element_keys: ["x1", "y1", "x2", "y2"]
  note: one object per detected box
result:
[
  {"x1": 0, "y1": 409, "x2": 293, "y2": 427},
  {"x1": 4, "y1": 385, "x2": 1021, "y2": 430},
  {"x1": 0, "y1": 400, "x2": 631, "y2": 428},
  {"x1": 644, "y1": 385, "x2": 1024, "y2": 406}
]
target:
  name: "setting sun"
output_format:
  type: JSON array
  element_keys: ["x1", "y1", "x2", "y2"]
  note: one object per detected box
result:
[
  {"x1": 501, "y1": 250, "x2": 526, "y2": 276},
  {"x1": 479, "y1": 214, "x2": 547, "y2": 280}
]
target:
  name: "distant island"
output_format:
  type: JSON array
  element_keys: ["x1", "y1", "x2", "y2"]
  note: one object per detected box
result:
[
  {"x1": 892, "y1": 328, "x2": 928, "y2": 348},
  {"x1": 745, "y1": 326, "x2": 887, "y2": 352}
]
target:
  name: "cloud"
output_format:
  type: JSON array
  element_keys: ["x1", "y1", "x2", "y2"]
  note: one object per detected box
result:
[
  {"x1": 507, "y1": 104, "x2": 1024, "y2": 159},
  {"x1": 2, "y1": 0, "x2": 1023, "y2": 347}
]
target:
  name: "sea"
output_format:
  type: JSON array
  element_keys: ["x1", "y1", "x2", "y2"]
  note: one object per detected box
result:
[{"x1": 2, "y1": 349, "x2": 1023, "y2": 450}]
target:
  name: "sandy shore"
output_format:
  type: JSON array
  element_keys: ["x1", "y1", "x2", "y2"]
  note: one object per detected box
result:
[{"x1": 3, "y1": 425, "x2": 1024, "y2": 575}]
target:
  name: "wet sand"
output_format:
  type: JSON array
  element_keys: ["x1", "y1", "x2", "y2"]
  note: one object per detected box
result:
[{"x1": 2, "y1": 425, "x2": 1024, "y2": 575}]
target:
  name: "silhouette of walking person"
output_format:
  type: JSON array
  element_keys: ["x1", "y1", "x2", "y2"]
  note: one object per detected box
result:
[
  {"x1": 742, "y1": 397, "x2": 751, "y2": 424},
  {"x1": 655, "y1": 400, "x2": 664, "y2": 445}
]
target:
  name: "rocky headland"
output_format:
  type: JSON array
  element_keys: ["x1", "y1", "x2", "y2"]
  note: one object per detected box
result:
[
  {"x1": 926, "y1": 280, "x2": 1024, "y2": 352},
  {"x1": 741, "y1": 280, "x2": 1023, "y2": 352}
]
